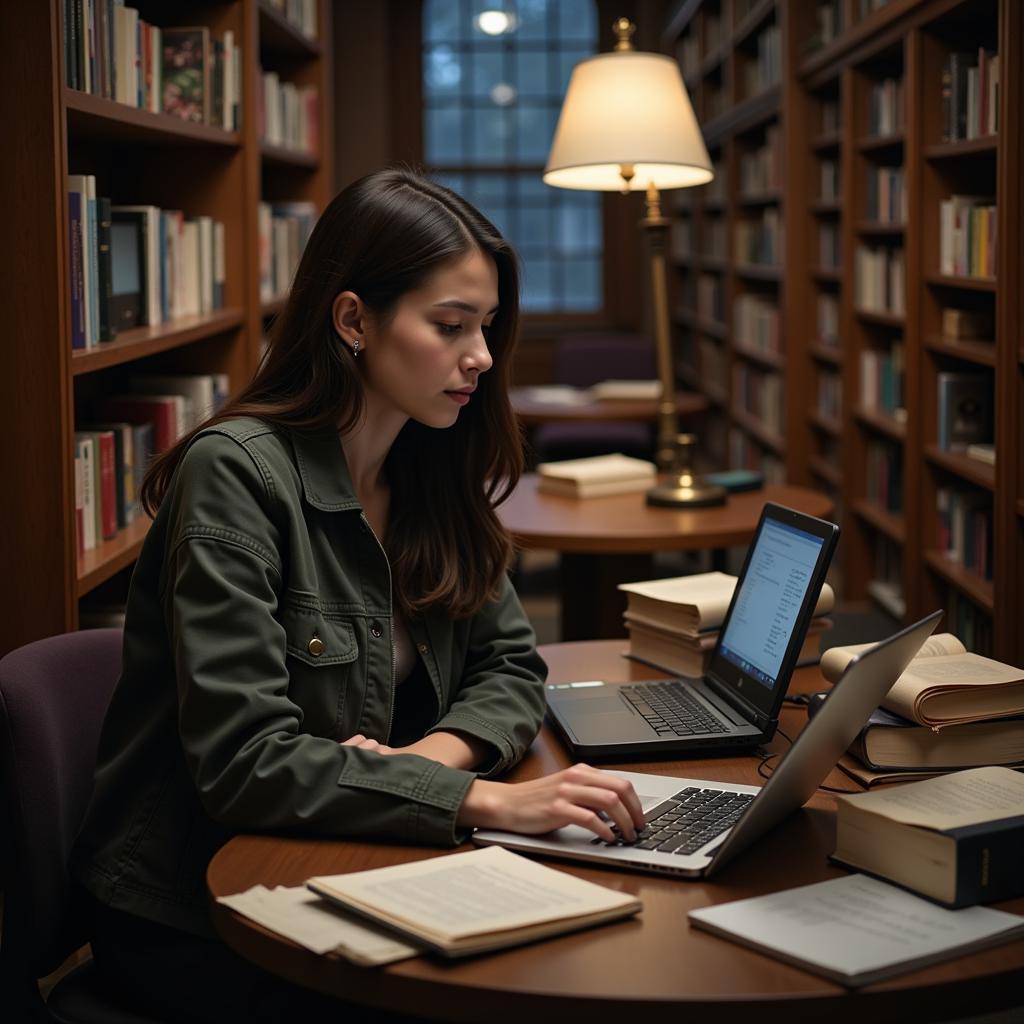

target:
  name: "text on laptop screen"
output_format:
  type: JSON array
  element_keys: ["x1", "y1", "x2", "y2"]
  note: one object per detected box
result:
[{"x1": 718, "y1": 520, "x2": 826, "y2": 690}]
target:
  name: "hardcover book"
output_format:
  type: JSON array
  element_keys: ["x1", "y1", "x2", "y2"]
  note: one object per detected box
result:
[
  {"x1": 162, "y1": 27, "x2": 209, "y2": 124},
  {"x1": 833, "y1": 767, "x2": 1024, "y2": 907}
]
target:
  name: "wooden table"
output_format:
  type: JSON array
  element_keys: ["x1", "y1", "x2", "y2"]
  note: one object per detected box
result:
[
  {"x1": 207, "y1": 641, "x2": 1024, "y2": 1023},
  {"x1": 510, "y1": 387, "x2": 709, "y2": 425},
  {"x1": 499, "y1": 479, "x2": 834, "y2": 640}
]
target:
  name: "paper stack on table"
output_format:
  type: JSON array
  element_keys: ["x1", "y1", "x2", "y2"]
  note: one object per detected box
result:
[{"x1": 537, "y1": 453, "x2": 657, "y2": 498}]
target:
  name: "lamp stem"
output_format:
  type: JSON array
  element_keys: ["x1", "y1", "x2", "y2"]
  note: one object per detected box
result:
[{"x1": 642, "y1": 182, "x2": 677, "y2": 473}]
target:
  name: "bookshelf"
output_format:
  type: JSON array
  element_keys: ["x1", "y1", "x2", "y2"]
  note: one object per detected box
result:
[
  {"x1": 0, "y1": 0, "x2": 333, "y2": 656},
  {"x1": 663, "y1": 0, "x2": 1022, "y2": 663}
]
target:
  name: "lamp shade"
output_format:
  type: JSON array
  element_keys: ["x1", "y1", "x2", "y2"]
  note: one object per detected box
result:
[{"x1": 544, "y1": 51, "x2": 712, "y2": 192}]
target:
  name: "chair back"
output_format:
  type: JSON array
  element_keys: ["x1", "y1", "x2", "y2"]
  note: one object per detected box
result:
[
  {"x1": 0, "y1": 628, "x2": 123, "y2": 979},
  {"x1": 554, "y1": 332, "x2": 656, "y2": 388}
]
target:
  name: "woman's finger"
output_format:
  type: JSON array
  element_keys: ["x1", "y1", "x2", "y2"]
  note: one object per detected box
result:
[
  {"x1": 556, "y1": 801, "x2": 616, "y2": 842},
  {"x1": 340, "y1": 734, "x2": 367, "y2": 746},
  {"x1": 557, "y1": 783, "x2": 638, "y2": 840},
  {"x1": 565, "y1": 767, "x2": 646, "y2": 831}
]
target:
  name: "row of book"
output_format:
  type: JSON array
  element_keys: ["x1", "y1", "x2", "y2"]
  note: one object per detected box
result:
[
  {"x1": 939, "y1": 195, "x2": 996, "y2": 279},
  {"x1": 937, "y1": 371, "x2": 992, "y2": 452},
  {"x1": 727, "y1": 429, "x2": 785, "y2": 483},
  {"x1": 860, "y1": 342, "x2": 904, "y2": 415},
  {"x1": 817, "y1": 370, "x2": 841, "y2": 422},
  {"x1": 865, "y1": 166, "x2": 905, "y2": 224},
  {"x1": 867, "y1": 536, "x2": 905, "y2": 618},
  {"x1": 936, "y1": 488, "x2": 992, "y2": 581},
  {"x1": 732, "y1": 364, "x2": 782, "y2": 438},
  {"x1": 854, "y1": 244, "x2": 905, "y2": 315},
  {"x1": 818, "y1": 159, "x2": 838, "y2": 203},
  {"x1": 259, "y1": 73, "x2": 320, "y2": 155},
  {"x1": 258, "y1": 201, "x2": 318, "y2": 303},
  {"x1": 63, "y1": 3, "x2": 241, "y2": 131},
  {"x1": 865, "y1": 439, "x2": 902, "y2": 514},
  {"x1": 697, "y1": 338, "x2": 728, "y2": 398},
  {"x1": 944, "y1": 589, "x2": 991, "y2": 656},
  {"x1": 74, "y1": 373, "x2": 230, "y2": 554},
  {"x1": 696, "y1": 273, "x2": 725, "y2": 325},
  {"x1": 818, "y1": 223, "x2": 840, "y2": 270},
  {"x1": 941, "y1": 48, "x2": 999, "y2": 142},
  {"x1": 810, "y1": 0, "x2": 844, "y2": 49},
  {"x1": 868, "y1": 76, "x2": 903, "y2": 136},
  {"x1": 68, "y1": 176, "x2": 227, "y2": 349},
  {"x1": 266, "y1": 0, "x2": 320, "y2": 39},
  {"x1": 743, "y1": 24, "x2": 781, "y2": 97},
  {"x1": 738, "y1": 126, "x2": 781, "y2": 196},
  {"x1": 732, "y1": 294, "x2": 779, "y2": 356},
  {"x1": 734, "y1": 208, "x2": 781, "y2": 267},
  {"x1": 816, "y1": 293, "x2": 839, "y2": 347}
]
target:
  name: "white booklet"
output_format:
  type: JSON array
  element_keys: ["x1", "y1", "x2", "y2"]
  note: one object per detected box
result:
[{"x1": 688, "y1": 874, "x2": 1024, "y2": 987}]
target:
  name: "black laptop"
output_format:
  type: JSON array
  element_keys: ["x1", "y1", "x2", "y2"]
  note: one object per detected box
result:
[{"x1": 545, "y1": 502, "x2": 839, "y2": 758}]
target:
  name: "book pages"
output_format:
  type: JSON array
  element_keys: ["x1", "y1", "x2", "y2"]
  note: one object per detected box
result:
[
  {"x1": 892, "y1": 654, "x2": 1024, "y2": 726},
  {"x1": 836, "y1": 766, "x2": 1024, "y2": 831},
  {"x1": 216, "y1": 885, "x2": 418, "y2": 964},
  {"x1": 307, "y1": 846, "x2": 640, "y2": 946},
  {"x1": 820, "y1": 632, "x2": 964, "y2": 685},
  {"x1": 688, "y1": 874, "x2": 1024, "y2": 987}
]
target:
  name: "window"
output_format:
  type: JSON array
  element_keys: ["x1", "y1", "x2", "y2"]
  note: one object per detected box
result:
[{"x1": 422, "y1": 0, "x2": 602, "y2": 314}]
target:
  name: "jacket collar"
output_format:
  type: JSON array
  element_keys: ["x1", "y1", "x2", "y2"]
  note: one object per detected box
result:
[{"x1": 290, "y1": 428, "x2": 363, "y2": 512}]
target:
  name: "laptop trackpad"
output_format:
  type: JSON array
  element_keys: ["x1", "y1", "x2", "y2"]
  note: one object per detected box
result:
[{"x1": 562, "y1": 697, "x2": 652, "y2": 741}]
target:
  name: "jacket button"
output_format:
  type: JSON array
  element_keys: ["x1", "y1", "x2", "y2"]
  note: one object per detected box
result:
[
  {"x1": 308, "y1": 636, "x2": 325, "y2": 657},
  {"x1": 370, "y1": 621, "x2": 383, "y2": 638},
  {"x1": 417, "y1": 643, "x2": 429, "y2": 655}
]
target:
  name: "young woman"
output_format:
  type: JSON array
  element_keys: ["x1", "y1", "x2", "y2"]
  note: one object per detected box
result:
[{"x1": 72, "y1": 169, "x2": 643, "y2": 1022}]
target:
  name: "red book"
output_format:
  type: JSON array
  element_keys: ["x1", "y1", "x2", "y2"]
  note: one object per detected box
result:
[
  {"x1": 80, "y1": 429, "x2": 117, "y2": 541},
  {"x1": 102, "y1": 395, "x2": 181, "y2": 452}
]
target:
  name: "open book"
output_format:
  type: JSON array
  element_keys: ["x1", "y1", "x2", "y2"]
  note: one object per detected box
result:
[
  {"x1": 820, "y1": 633, "x2": 1024, "y2": 729},
  {"x1": 306, "y1": 846, "x2": 641, "y2": 959},
  {"x1": 619, "y1": 571, "x2": 835, "y2": 637}
]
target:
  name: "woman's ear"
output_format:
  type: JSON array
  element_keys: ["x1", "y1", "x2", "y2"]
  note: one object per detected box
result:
[{"x1": 332, "y1": 291, "x2": 367, "y2": 356}]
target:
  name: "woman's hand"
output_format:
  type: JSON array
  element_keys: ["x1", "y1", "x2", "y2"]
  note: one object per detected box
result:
[
  {"x1": 339, "y1": 734, "x2": 394, "y2": 754},
  {"x1": 455, "y1": 764, "x2": 645, "y2": 843},
  {"x1": 339, "y1": 730, "x2": 488, "y2": 770}
]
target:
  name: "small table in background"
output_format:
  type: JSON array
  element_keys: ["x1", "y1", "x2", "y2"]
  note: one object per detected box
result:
[
  {"x1": 509, "y1": 386, "x2": 709, "y2": 426},
  {"x1": 499, "y1": 479, "x2": 834, "y2": 641}
]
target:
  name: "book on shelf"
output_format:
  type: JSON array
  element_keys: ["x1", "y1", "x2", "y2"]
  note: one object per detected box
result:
[
  {"x1": 619, "y1": 571, "x2": 836, "y2": 637},
  {"x1": 626, "y1": 614, "x2": 832, "y2": 679},
  {"x1": 868, "y1": 76, "x2": 903, "y2": 135},
  {"x1": 820, "y1": 632, "x2": 1024, "y2": 730},
  {"x1": 937, "y1": 371, "x2": 993, "y2": 451},
  {"x1": 965, "y1": 443, "x2": 995, "y2": 465},
  {"x1": 128, "y1": 373, "x2": 229, "y2": 433},
  {"x1": 536, "y1": 454, "x2": 656, "y2": 499},
  {"x1": 305, "y1": 846, "x2": 642, "y2": 959},
  {"x1": 73, "y1": 436, "x2": 95, "y2": 553},
  {"x1": 259, "y1": 201, "x2": 318, "y2": 302},
  {"x1": 833, "y1": 767, "x2": 1024, "y2": 907},
  {"x1": 941, "y1": 307, "x2": 994, "y2": 341},
  {"x1": 854, "y1": 245, "x2": 904, "y2": 315},
  {"x1": 260, "y1": 71, "x2": 320, "y2": 154},
  {"x1": 936, "y1": 488, "x2": 992, "y2": 580},
  {"x1": 588, "y1": 379, "x2": 661, "y2": 401},
  {"x1": 76, "y1": 429, "x2": 117, "y2": 543},
  {"x1": 942, "y1": 48, "x2": 1000, "y2": 142},
  {"x1": 809, "y1": 694, "x2": 1024, "y2": 772},
  {"x1": 688, "y1": 873, "x2": 1024, "y2": 987},
  {"x1": 939, "y1": 195, "x2": 997, "y2": 278}
]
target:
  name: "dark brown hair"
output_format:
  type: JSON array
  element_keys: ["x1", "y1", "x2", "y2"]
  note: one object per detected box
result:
[{"x1": 141, "y1": 168, "x2": 524, "y2": 618}]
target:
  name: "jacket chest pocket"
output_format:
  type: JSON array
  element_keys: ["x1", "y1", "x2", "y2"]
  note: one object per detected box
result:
[{"x1": 281, "y1": 601, "x2": 359, "y2": 739}]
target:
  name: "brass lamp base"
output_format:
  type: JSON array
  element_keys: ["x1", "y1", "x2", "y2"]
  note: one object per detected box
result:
[
  {"x1": 646, "y1": 433, "x2": 727, "y2": 508},
  {"x1": 646, "y1": 476, "x2": 727, "y2": 508}
]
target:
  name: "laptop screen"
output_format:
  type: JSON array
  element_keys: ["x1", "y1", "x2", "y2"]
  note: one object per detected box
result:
[{"x1": 711, "y1": 509, "x2": 834, "y2": 716}]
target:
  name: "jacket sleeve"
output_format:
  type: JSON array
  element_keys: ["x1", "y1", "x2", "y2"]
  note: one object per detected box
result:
[
  {"x1": 427, "y1": 574, "x2": 548, "y2": 776},
  {"x1": 161, "y1": 433, "x2": 475, "y2": 845}
]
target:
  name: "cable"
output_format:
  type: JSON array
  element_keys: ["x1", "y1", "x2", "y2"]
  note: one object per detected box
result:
[{"x1": 755, "y1": 727, "x2": 861, "y2": 794}]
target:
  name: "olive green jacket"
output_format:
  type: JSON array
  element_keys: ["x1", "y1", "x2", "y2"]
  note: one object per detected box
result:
[{"x1": 72, "y1": 418, "x2": 547, "y2": 936}]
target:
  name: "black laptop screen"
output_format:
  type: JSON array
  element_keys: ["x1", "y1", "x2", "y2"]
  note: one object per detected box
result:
[{"x1": 717, "y1": 519, "x2": 826, "y2": 690}]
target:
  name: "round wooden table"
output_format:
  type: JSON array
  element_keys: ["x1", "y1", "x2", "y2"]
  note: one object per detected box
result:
[
  {"x1": 207, "y1": 642, "x2": 1024, "y2": 1023},
  {"x1": 510, "y1": 387, "x2": 709, "y2": 425},
  {"x1": 499, "y1": 479, "x2": 834, "y2": 640}
]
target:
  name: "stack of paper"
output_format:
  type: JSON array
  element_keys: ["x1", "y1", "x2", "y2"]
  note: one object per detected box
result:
[{"x1": 537, "y1": 453, "x2": 657, "y2": 498}]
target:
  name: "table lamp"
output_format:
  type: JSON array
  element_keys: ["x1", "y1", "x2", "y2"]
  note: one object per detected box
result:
[{"x1": 544, "y1": 18, "x2": 726, "y2": 507}]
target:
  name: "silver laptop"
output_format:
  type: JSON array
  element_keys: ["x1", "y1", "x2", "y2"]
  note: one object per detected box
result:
[
  {"x1": 545, "y1": 503, "x2": 839, "y2": 758},
  {"x1": 475, "y1": 611, "x2": 942, "y2": 878}
]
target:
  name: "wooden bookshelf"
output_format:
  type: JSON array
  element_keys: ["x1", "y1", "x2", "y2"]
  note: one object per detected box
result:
[
  {"x1": 0, "y1": 1, "x2": 334, "y2": 655},
  {"x1": 664, "y1": 0, "x2": 1021, "y2": 661}
]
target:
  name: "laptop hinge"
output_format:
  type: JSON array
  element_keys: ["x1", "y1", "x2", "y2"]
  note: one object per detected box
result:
[{"x1": 705, "y1": 673, "x2": 773, "y2": 731}]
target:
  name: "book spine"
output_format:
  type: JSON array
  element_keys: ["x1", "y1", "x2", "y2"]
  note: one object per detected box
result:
[
  {"x1": 97, "y1": 431, "x2": 117, "y2": 539},
  {"x1": 950, "y1": 817, "x2": 1024, "y2": 907},
  {"x1": 96, "y1": 196, "x2": 115, "y2": 341},
  {"x1": 68, "y1": 191, "x2": 85, "y2": 350},
  {"x1": 86, "y1": 177, "x2": 100, "y2": 346}
]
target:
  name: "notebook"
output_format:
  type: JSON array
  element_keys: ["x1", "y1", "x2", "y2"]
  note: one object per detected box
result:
[
  {"x1": 545, "y1": 502, "x2": 839, "y2": 758},
  {"x1": 475, "y1": 611, "x2": 943, "y2": 879}
]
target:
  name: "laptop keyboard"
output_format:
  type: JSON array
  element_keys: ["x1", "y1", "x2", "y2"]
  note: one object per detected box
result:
[
  {"x1": 620, "y1": 681, "x2": 729, "y2": 736},
  {"x1": 592, "y1": 786, "x2": 755, "y2": 856}
]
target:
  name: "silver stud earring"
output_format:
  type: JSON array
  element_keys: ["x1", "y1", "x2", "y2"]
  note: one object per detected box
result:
[{"x1": 351, "y1": 338, "x2": 360, "y2": 358}]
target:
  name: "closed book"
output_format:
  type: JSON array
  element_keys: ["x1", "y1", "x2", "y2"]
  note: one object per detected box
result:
[
  {"x1": 87, "y1": 422, "x2": 134, "y2": 527},
  {"x1": 67, "y1": 175, "x2": 94, "y2": 347},
  {"x1": 306, "y1": 846, "x2": 641, "y2": 959},
  {"x1": 833, "y1": 767, "x2": 1024, "y2": 907},
  {"x1": 68, "y1": 189, "x2": 85, "y2": 350},
  {"x1": 810, "y1": 697, "x2": 1024, "y2": 770},
  {"x1": 95, "y1": 195, "x2": 116, "y2": 341},
  {"x1": 129, "y1": 374, "x2": 217, "y2": 431},
  {"x1": 537, "y1": 453, "x2": 657, "y2": 486},
  {"x1": 161, "y1": 27, "x2": 210, "y2": 123},
  {"x1": 73, "y1": 436, "x2": 95, "y2": 553},
  {"x1": 81, "y1": 428, "x2": 117, "y2": 540},
  {"x1": 537, "y1": 475, "x2": 654, "y2": 499}
]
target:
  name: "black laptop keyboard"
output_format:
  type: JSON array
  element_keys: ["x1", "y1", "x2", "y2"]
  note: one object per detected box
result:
[
  {"x1": 620, "y1": 681, "x2": 729, "y2": 736},
  {"x1": 592, "y1": 786, "x2": 755, "y2": 855}
]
